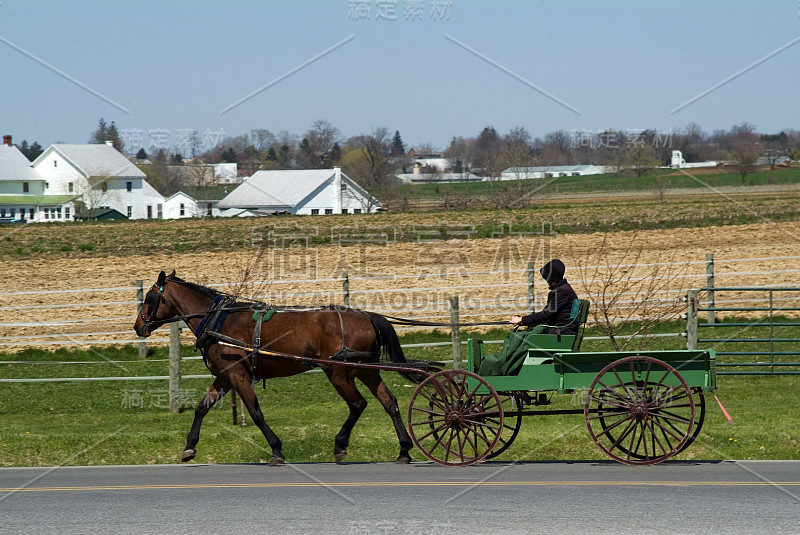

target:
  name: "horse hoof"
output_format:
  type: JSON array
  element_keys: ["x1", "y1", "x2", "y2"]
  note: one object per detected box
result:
[
  {"x1": 334, "y1": 451, "x2": 347, "y2": 464},
  {"x1": 181, "y1": 449, "x2": 196, "y2": 462},
  {"x1": 396, "y1": 456, "x2": 411, "y2": 465},
  {"x1": 269, "y1": 456, "x2": 284, "y2": 467}
]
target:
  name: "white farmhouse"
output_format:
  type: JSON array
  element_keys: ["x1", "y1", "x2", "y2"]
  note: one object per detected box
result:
[
  {"x1": 0, "y1": 136, "x2": 78, "y2": 222},
  {"x1": 218, "y1": 167, "x2": 380, "y2": 215},
  {"x1": 163, "y1": 186, "x2": 228, "y2": 219},
  {"x1": 32, "y1": 142, "x2": 164, "y2": 219}
]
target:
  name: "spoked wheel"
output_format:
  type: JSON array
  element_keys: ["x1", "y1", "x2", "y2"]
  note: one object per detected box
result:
[
  {"x1": 407, "y1": 369, "x2": 504, "y2": 466},
  {"x1": 485, "y1": 394, "x2": 524, "y2": 459},
  {"x1": 584, "y1": 356, "x2": 695, "y2": 465},
  {"x1": 677, "y1": 388, "x2": 705, "y2": 455},
  {"x1": 595, "y1": 384, "x2": 705, "y2": 461}
]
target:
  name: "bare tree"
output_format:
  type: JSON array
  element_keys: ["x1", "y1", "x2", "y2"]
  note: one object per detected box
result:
[{"x1": 570, "y1": 232, "x2": 690, "y2": 351}]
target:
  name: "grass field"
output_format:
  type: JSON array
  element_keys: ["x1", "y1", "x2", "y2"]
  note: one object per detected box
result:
[
  {"x1": 3, "y1": 167, "x2": 800, "y2": 259},
  {"x1": 1, "y1": 323, "x2": 798, "y2": 467}
]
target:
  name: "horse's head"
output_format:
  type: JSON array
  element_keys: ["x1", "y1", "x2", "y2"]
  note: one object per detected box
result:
[{"x1": 134, "y1": 270, "x2": 177, "y2": 337}]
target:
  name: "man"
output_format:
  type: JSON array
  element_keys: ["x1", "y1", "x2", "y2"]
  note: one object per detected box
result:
[{"x1": 510, "y1": 259, "x2": 579, "y2": 335}]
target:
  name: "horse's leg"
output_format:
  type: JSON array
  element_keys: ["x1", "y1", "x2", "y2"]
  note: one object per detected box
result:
[
  {"x1": 357, "y1": 369, "x2": 413, "y2": 464},
  {"x1": 327, "y1": 369, "x2": 368, "y2": 463},
  {"x1": 182, "y1": 376, "x2": 231, "y2": 462},
  {"x1": 231, "y1": 375, "x2": 285, "y2": 466}
]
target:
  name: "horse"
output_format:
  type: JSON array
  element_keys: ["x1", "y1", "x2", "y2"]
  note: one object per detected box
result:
[{"x1": 133, "y1": 270, "x2": 417, "y2": 466}]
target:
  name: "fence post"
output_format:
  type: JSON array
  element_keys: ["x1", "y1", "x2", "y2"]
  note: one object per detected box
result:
[
  {"x1": 342, "y1": 270, "x2": 350, "y2": 307},
  {"x1": 449, "y1": 295, "x2": 462, "y2": 369},
  {"x1": 706, "y1": 253, "x2": 715, "y2": 324},
  {"x1": 136, "y1": 280, "x2": 147, "y2": 359},
  {"x1": 527, "y1": 262, "x2": 536, "y2": 312},
  {"x1": 685, "y1": 289, "x2": 698, "y2": 350},
  {"x1": 169, "y1": 322, "x2": 181, "y2": 413}
]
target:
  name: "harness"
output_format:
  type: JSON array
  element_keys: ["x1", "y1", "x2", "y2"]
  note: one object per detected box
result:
[{"x1": 195, "y1": 295, "x2": 237, "y2": 358}]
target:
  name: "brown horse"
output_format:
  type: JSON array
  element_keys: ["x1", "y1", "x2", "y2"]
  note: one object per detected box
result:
[{"x1": 133, "y1": 270, "x2": 415, "y2": 465}]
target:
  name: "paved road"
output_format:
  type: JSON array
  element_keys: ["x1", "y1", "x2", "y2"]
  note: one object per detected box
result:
[{"x1": 1, "y1": 460, "x2": 799, "y2": 534}]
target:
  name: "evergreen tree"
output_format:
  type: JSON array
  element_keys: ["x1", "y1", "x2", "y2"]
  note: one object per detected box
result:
[
  {"x1": 136, "y1": 148, "x2": 148, "y2": 160},
  {"x1": 221, "y1": 147, "x2": 238, "y2": 163},
  {"x1": 16, "y1": 140, "x2": 44, "y2": 161},
  {"x1": 89, "y1": 118, "x2": 124, "y2": 151},
  {"x1": 391, "y1": 130, "x2": 405, "y2": 157}
]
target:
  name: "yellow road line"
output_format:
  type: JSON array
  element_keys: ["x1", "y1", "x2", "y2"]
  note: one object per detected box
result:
[{"x1": 2, "y1": 481, "x2": 800, "y2": 493}]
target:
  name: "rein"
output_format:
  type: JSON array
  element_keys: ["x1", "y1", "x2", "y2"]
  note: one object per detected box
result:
[{"x1": 381, "y1": 315, "x2": 509, "y2": 328}]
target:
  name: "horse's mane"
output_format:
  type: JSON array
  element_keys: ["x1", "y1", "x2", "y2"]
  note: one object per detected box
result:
[{"x1": 167, "y1": 275, "x2": 222, "y2": 300}]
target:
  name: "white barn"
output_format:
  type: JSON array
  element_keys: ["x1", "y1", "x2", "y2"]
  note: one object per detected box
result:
[
  {"x1": 32, "y1": 143, "x2": 164, "y2": 219},
  {"x1": 218, "y1": 167, "x2": 380, "y2": 215}
]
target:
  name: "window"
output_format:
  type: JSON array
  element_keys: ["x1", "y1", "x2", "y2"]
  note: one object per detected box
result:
[
  {"x1": 29, "y1": 208, "x2": 34, "y2": 219},
  {"x1": 179, "y1": 203, "x2": 185, "y2": 216},
  {"x1": 0, "y1": 209, "x2": 5, "y2": 217},
  {"x1": 53, "y1": 160, "x2": 57, "y2": 167},
  {"x1": 64, "y1": 207, "x2": 70, "y2": 220},
  {"x1": 101, "y1": 182, "x2": 108, "y2": 193},
  {"x1": 354, "y1": 208, "x2": 361, "y2": 214},
  {"x1": 127, "y1": 206, "x2": 132, "y2": 218},
  {"x1": 157, "y1": 204, "x2": 163, "y2": 219},
  {"x1": 68, "y1": 182, "x2": 73, "y2": 192},
  {"x1": 55, "y1": 208, "x2": 61, "y2": 219},
  {"x1": 43, "y1": 209, "x2": 48, "y2": 220},
  {"x1": 22, "y1": 182, "x2": 29, "y2": 193},
  {"x1": 147, "y1": 205, "x2": 153, "y2": 219},
  {"x1": 206, "y1": 203, "x2": 212, "y2": 216},
  {"x1": 341, "y1": 209, "x2": 348, "y2": 214},
  {"x1": 325, "y1": 208, "x2": 333, "y2": 215},
  {"x1": 341, "y1": 183, "x2": 347, "y2": 191},
  {"x1": 9, "y1": 209, "x2": 15, "y2": 218},
  {"x1": 126, "y1": 182, "x2": 132, "y2": 192},
  {"x1": 311, "y1": 209, "x2": 319, "y2": 215}
]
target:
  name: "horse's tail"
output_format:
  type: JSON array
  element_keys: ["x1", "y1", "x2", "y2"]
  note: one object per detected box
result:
[{"x1": 367, "y1": 312, "x2": 438, "y2": 383}]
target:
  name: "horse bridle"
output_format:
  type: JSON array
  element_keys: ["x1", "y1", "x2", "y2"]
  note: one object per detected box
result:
[{"x1": 140, "y1": 282, "x2": 167, "y2": 327}]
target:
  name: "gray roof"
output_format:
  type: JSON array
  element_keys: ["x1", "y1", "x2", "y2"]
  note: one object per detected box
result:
[
  {"x1": 0, "y1": 145, "x2": 43, "y2": 182},
  {"x1": 219, "y1": 168, "x2": 354, "y2": 209},
  {"x1": 34, "y1": 144, "x2": 146, "y2": 178}
]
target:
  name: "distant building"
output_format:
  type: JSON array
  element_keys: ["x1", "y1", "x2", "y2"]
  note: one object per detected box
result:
[
  {"x1": 500, "y1": 165, "x2": 605, "y2": 180},
  {"x1": 163, "y1": 185, "x2": 230, "y2": 218},
  {"x1": 397, "y1": 172, "x2": 481, "y2": 184},
  {"x1": 670, "y1": 150, "x2": 719, "y2": 169},
  {"x1": 32, "y1": 142, "x2": 164, "y2": 219},
  {"x1": 218, "y1": 167, "x2": 379, "y2": 215},
  {"x1": 0, "y1": 136, "x2": 79, "y2": 222}
]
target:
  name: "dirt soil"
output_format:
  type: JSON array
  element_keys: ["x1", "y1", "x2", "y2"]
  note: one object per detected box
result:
[{"x1": 3, "y1": 220, "x2": 800, "y2": 351}]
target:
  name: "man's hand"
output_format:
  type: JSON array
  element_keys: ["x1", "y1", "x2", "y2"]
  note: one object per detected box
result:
[{"x1": 510, "y1": 315, "x2": 522, "y2": 325}]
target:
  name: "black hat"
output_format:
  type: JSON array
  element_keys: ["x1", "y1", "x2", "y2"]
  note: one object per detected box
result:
[{"x1": 539, "y1": 259, "x2": 565, "y2": 283}]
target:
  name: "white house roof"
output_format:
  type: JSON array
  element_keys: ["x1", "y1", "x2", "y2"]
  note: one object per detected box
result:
[
  {"x1": 0, "y1": 145, "x2": 43, "y2": 182},
  {"x1": 218, "y1": 168, "x2": 346, "y2": 209},
  {"x1": 503, "y1": 165, "x2": 602, "y2": 174},
  {"x1": 33, "y1": 144, "x2": 146, "y2": 178}
]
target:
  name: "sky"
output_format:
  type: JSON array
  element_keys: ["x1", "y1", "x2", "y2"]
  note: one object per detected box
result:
[{"x1": 1, "y1": 0, "x2": 799, "y2": 155}]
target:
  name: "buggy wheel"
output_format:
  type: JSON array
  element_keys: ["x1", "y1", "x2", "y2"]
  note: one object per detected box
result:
[
  {"x1": 596, "y1": 385, "x2": 706, "y2": 460},
  {"x1": 407, "y1": 369, "x2": 503, "y2": 466},
  {"x1": 584, "y1": 356, "x2": 695, "y2": 465},
  {"x1": 677, "y1": 389, "x2": 705, "y2": 455},
  {"x1": 485, "y1": 394, "x2": 524, "y2": 459}
]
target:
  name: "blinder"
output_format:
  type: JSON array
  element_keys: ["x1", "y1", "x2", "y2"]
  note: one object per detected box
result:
[{"x1": 141, "y1": 285, "x2": 165, "y2": 324}]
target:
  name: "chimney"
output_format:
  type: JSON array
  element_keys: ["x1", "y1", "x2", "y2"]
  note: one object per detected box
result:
[
  {"x1": 105, "y1": 140, "x2": 114, "y2": 147},
  {"x1": 333, "y1": 166, "x2": 342, "y2": 214},
  {"x1": 3, "y1": 135, "x2": 12, "y2": 147}
]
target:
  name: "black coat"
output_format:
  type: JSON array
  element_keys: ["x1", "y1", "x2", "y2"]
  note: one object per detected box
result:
[{"x1": 519, "y1": 279, "x2": 579, "y2": 334}]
